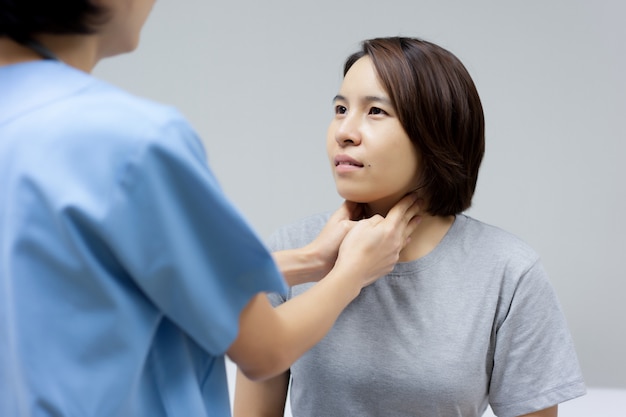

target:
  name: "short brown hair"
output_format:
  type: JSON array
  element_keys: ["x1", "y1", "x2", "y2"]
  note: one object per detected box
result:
[
  {"x1": 344, "y1": 37, "x2": 485, "y2": 216},
  {"x1": 0, "y1": 0, "x2": 108, "y2": 39}
]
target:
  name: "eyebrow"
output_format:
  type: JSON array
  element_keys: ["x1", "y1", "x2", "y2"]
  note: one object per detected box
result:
[{"x1": 332, "y1": 94, "x2": 393, "y2": 106}]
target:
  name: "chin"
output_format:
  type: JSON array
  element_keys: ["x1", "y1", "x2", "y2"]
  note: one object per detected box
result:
[{"x1": 335, "y1": 188, "x2": 373, "y2": 204}]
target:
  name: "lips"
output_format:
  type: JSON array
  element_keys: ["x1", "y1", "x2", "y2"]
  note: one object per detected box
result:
[{"x1": 334, "y1": 155, "x2": 364, "y2": 167}]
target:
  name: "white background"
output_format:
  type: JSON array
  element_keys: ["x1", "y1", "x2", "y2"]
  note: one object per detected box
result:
[{"x1": 95, "y1": 0, "x2": 626, "y2": 397}]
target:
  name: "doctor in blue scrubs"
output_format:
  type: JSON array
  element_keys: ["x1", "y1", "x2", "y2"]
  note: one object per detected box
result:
[{"x1": 0, "y1": 1, "x2": 422, "y2": 416}]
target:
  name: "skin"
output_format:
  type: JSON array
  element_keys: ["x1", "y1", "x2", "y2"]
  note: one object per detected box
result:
[
  {"x1": 1, "y1": 0, "x2": 423, "y2": 382},
  {"x1": 328, "y1": 56, "x2": 421, "y2": 215},
  {"x1": 327, "y1": 56, "x2": 454, "y2": 263},
  {"x1": 228, "y1": 196, "x2": 422, "y2": 379},
  {"x1": 95, "y1": 0, "x2": 156, "y2": 59},
  {"x1": 234, "y1": 57, "x2": 560, "y2": 416}
]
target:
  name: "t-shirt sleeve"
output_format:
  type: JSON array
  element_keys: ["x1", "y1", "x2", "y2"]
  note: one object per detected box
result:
[
  {"x1": 105, "y1": 112, "x2": 287, "y2": 355},
  {"x1": 488, "y1": 259, "x2": 586, "y2": 417}
]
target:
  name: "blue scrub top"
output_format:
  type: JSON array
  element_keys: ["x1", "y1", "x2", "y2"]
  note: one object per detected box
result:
[{"x1": 0, "y1": 61, "x2": 287, "y2": 416}]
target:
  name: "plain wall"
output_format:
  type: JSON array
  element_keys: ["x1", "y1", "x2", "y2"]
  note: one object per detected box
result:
[{"x1": 95, "y1": 0, "x2": 626, "y2": 388}]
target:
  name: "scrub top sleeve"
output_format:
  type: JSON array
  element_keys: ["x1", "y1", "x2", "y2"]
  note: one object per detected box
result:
[
  {"x1": 488, "y1": 260, "x2": 586, "y2": 417},
  {"x1": 107, "y1": 115, "x2": 287, "y2": 355}
]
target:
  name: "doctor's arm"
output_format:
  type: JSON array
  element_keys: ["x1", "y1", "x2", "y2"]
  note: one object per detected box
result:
[
  {"x1": 234, "y1": 369, "x2": 289, "y2": 417},
  {"x1": 270, "y1": 200, "x2": 363, "y2": 286},
  {"x1": 227, "y1": 193, "x2": 421, "y2": 381}
]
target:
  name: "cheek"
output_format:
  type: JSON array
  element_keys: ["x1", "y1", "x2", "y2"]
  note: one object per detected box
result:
[
  {"x1": 325, "y1": 126, "x2": 336, "y2": 160},
  {"x1": 376, "y1": 141, "x2": 419, "y2": 183}
]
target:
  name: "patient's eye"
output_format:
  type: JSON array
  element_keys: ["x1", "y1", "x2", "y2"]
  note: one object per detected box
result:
[
  {"x1": 369, "y1": 107, "x2": 387, "y2": 115},
  {"x1": 335, "y1": 105, "x2": 347, "y2": 115}
]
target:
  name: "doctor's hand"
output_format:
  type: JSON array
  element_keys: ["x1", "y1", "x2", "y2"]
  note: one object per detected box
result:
[
  {"x1": 304, "y1": 200, "x2": 365, "y2": 280},
  {"x1": 333, "y1": 193, "x2": 422, "y2": 289},
  {"x1": 232, "y1": 194, "x2": 421, "y2": 381},
  {"x1": 272, "y1": 201, "x2": 362, "y2": 286}
]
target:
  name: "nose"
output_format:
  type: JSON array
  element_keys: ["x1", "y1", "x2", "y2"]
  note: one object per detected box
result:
[{"x1": 334, "y1": 114, "x2": 362, "y2": 147}]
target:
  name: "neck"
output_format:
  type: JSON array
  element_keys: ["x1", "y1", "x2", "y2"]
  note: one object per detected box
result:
[
  {"x1": 363, "y1": 196, "x2": 406, "y2": 218},
  {"x1": 0, "y1": 35, "x2": 100, "y2": 72},
  {"x1": 398, "y1": 214, "x2": 455, "y2": 262},
  {"x1": 362, "y1": 200, "x2": 454, "y2": 262}
]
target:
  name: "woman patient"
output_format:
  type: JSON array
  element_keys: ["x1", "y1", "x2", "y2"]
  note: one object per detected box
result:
[{"x1": 234, "y1": 36, "x2": 585, "y2": 417}]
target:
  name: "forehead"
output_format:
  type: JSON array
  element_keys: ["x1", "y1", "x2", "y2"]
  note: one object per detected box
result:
[{"x1": 339, "y1": 56, "x2": 388, "y2": 97}]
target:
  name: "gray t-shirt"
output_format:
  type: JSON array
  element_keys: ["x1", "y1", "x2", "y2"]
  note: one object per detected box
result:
[{"x1": 268, "y1": 214, "x2": 585, "y2": 417}]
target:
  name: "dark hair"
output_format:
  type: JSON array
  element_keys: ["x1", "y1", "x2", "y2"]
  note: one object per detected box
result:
[
  {"x1": 0, "y1": 0, "x2": 108, "y2": 39},
  {"x1": 344, "y1": 37, "x2": 485, "y2": 216}
]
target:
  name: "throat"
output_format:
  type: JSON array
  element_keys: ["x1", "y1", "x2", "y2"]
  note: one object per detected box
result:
[{"x1": 398, "y1": 215, "x2": 455, "y2": 262}]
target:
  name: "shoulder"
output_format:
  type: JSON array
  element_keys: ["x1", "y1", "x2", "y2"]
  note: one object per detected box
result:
[
  {"x1": 453, "y1": 215, "x2": 543, "y2": 282},
  {"x1": 4, "y1": 63, "x2": 210, "y2": 207},
  {"x1": 457, "y1": 214, "x2": 539, "y2": 260},
  {"x1": 24, "y1": 63, "x2": 201, "y2": 155},
  {"x1": 64, "y1": 70, "x2": 207, "y2": 174},
  {"x1": 79, "y1": 78, "x2": 192, "y2": 142}
]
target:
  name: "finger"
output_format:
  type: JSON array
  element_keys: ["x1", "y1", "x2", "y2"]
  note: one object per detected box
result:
[
  {"x1": 338, "y1": 200, "x2": 366, "y2": 221},
  {"x1": 405, "y1": 198, "x2": 423, "y2": 220},
  {"x1": 385, "y1": 193, "x2": 419, "y2": 225},
  {"x1": 330, "y1": 201, "x2": 353, "y2": 222},
  {"x1": 402, "y1": 215, "x2": 423, "y2": 244},
  {"x1": 361, "y1": 213, "x2": 384, "y2": 227}
]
